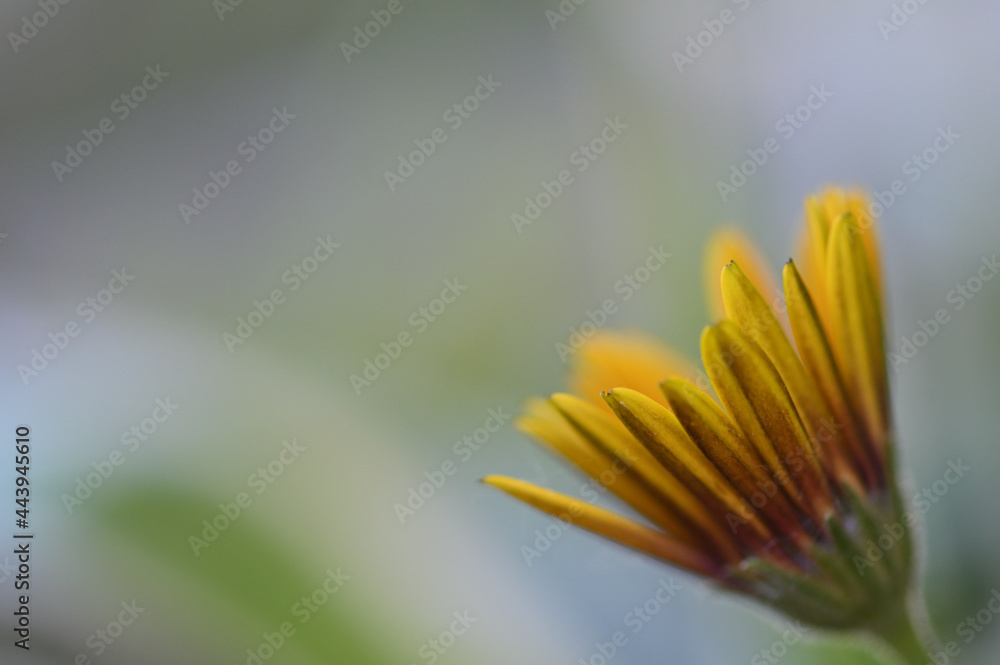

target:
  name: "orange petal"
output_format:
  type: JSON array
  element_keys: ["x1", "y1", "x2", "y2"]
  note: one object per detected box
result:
[{"x1": 569, "y1": 330, "x2": 694, "y2": 409}]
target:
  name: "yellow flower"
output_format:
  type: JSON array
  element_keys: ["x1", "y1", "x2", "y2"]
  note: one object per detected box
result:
[{"x1": 485, "y1": 188, "x2": 938, "y2": 662}]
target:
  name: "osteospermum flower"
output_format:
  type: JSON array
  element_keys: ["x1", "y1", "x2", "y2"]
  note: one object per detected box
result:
[{"x1": 484, "y1": 188, "x2": 940, "y2": 664}]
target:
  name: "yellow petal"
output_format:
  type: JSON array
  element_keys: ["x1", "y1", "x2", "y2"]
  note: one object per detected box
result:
[
  {"x1": 483, "y1": 475, "x2": 721, "y2": 577},
  {"x1": 783, "y1": 261, "x2": 883, "y2": 489},
  {"x1": 799, "y1": 193, "x2": 837, "y2": 331},
  {"x1": 517, "y1": 398, "x2": 601, "y2": 468},
  {"x1": 704, "y1": 228, "x2": 780, "y2": 322},
  {"x1": 548, "y1": 393, "x2": 744, "y2": 563},
  {"x1": 721, "y1": 261, "x2": 864, "y2": 493},
  {"x1": 826, "y1": 214, "x2": 890, "y2": 455},
  {"x1": 602, "y1": 388, "x2": 780, "y2": 554},
  {"x1": 569, "y1": 330, "x2": 694, "y2": 409},
  {"x1": 700, "y1": 321, "x2": 834, "y2": 526},
  {"x1": 799, "y1": 188, "x2": 884, "y2": 329},
  {"x1": 837, "y1": 189, "x2": 883, "y2": 298},
  {"x1": 660, "y1": 377, "x2": 812, "y2": 548},
  {"x1": 517, "y1": 397, "x2": 709, "y2": 549}
]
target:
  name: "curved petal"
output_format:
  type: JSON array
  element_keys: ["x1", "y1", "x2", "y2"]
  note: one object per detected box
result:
[
  {"x1": 548, "y1": 393, "x2": 743, "y2": 563},
  {"x1": 700, "y1": 321, "x2": 834, "y2": 528},
  {"x1": 602, "y1": 388, "x2": 784, "y2": 557},
  {"x1": 783, "y1": 261, "x2": 883, "y2": 489},
  {"x1": 517, "y1": 397, "x2": 705, "y2": 547},
  {"x1": 483, "y1": 475, "x2": 723, "y2": 578},
  {"x1": 721, "y1": 261, "x2": 865, "y2": 494},
  {"x1": 660, "y1": 377, "x2": 812, "y2": 549},
  {"x1": 826, "y1": 214, "x2": 890, "y2": 457},
  {"x1": 797, "y1": 188, "x2": 884, "y2": 330},
  {"x1": 704, "y1": 227, "x2": 780, "y2": 322}
]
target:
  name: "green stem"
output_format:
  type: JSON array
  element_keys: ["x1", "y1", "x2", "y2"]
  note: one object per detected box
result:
[{"x1": 867, "y1": 594, "x2": 940, "y2": 665}]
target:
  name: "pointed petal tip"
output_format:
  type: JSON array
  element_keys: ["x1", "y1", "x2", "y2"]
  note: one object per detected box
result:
[{"x1": 481, "y1": 474, "x2": 514, "y2": 491}]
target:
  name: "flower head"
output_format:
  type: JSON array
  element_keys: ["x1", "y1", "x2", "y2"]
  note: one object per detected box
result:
[{"x1": 485, "y1": 189, "x2": 921, "y2": 635}]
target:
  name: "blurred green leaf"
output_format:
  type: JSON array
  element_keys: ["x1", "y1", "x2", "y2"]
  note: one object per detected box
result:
[{"x1": 92, "y1": 485, "x2": 394, "y2": 665}]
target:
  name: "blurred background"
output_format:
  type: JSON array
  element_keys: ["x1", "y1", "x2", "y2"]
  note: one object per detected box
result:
[{"x1": 2, "y1": 1, "x2": 999, "y2": 663}]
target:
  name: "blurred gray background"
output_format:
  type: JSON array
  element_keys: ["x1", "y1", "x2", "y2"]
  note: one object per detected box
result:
[{"x1": 2, "y1": 1, "x2": 999, "y2": 664}]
